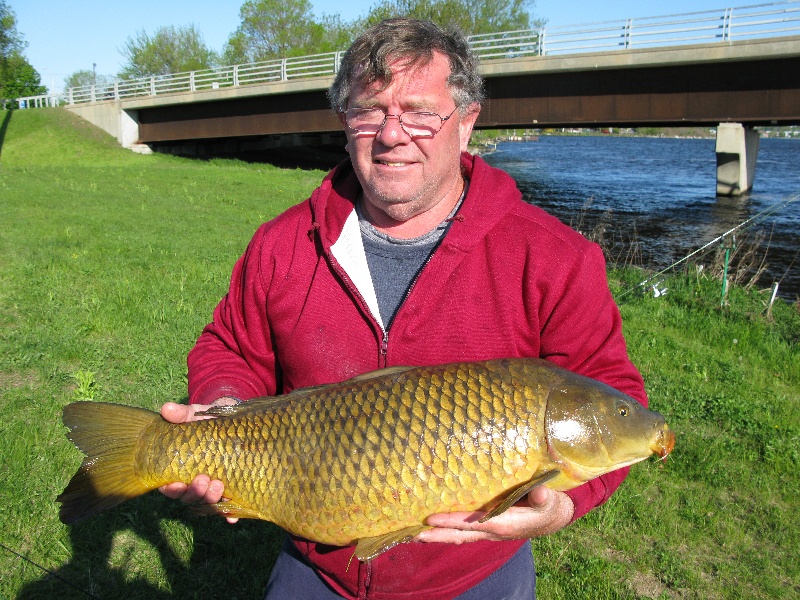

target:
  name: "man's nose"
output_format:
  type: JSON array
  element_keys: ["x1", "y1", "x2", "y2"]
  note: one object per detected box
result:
[{"x1": 376, "y1": 114, "x2": 410, "y2": 145}]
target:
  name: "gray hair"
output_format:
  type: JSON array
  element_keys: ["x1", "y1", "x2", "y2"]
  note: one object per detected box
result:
[{"x1": 328, "y1": 19, "x2": 485, "y2": 115}]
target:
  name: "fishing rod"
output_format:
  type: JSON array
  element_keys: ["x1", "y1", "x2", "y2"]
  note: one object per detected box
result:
[
  {"x1": 0, "y1": 541, "x2": 101, "y2": 600},
  {"x1": 617, "y1": 192, "x2": 800, "y2": 300}
]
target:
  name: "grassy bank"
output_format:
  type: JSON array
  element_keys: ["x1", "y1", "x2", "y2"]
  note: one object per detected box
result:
[{"x1": 1, "y1": 108, "x2": 798, "y2": 599}]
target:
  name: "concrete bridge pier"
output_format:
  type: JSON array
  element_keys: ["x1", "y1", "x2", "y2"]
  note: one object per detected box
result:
[{"x1": 715, "y1": 123, "x2": 760, "y2": 196}]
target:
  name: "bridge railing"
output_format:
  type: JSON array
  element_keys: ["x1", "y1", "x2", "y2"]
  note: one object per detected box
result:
[{"x1": 15, "y1": 1, "x2": 800, "y2": 109}]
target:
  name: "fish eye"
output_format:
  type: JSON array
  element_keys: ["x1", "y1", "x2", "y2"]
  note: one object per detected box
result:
[{"x1": 618, "y1": 406, "x2": 628, "y2": 417}]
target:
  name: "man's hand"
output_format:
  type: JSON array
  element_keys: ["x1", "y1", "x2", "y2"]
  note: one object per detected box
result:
[
  {"x1": 417, "y1": 486, "x2": 574, "y2": 544},
  {"x1": 157, "y1": 398, "x2": 240, "y2": 524}
]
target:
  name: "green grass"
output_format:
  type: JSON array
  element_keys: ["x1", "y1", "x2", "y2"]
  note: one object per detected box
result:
[
  {"x1": 1, "y1": 108, "x2": 798, "y2": 599},
  {"x1": 533, "y1": 271, "x2": 799, "y2": 599}
]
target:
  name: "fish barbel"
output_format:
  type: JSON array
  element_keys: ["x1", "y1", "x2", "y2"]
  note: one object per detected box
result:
[{"x1": 58, "y1": 358, "x2": 674, "y2": 560}]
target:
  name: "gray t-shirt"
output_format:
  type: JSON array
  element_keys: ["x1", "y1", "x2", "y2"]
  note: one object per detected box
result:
[{"x1": 356, "y1": 186, "x2": 466, "y2": 328}]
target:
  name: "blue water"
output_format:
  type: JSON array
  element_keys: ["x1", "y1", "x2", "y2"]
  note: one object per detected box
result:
[{"x1": 482, "y1": 135, "x2": 800, "y2": 299}]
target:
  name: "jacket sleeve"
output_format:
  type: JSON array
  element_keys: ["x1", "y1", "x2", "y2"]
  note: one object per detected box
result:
[
  {"x1": 536, "y1": 241, "x2": 648, "y2": 521},
  {"x1": 187, "y1": 224, "x2": 278, "y2": 405}
]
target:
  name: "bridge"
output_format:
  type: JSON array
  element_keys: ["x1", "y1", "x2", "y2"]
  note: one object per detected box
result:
[{"x1": 17, "y1": 2, "x2": 800, "y2": 194}]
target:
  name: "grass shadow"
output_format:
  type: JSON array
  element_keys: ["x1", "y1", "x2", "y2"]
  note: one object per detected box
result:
[
  {"x1": 16, "y1": 494, "x2": 284, "y2": 599},
  {"x1": 0, "y1": 109, "x2": 12, "y2": 160}
]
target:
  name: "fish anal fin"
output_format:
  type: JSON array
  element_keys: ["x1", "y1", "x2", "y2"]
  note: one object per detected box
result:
[
  {"x1": 355, "y1": 524, "x2": 431, "y2": 561},
  {"x1": 479, "y1": 470, "x2": 561, "y2": 523},
  {"x1": 189, "y1": 500, "x2": 269, "y2": 521}
]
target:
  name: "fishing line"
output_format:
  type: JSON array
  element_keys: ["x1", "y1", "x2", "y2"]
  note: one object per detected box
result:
[
  {"x1": 0, "y1": 541, "x2": 101, "y2": 600},
  {"x1": 617, "y1": 192, "x2": 800, "y2": 300}
]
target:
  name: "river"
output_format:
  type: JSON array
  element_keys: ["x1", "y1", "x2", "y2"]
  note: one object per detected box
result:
[{"x1": 481, "y1": 135, "x2": 800, "y2": 300}]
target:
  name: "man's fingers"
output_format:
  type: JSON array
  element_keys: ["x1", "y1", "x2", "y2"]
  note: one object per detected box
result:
[
  {"x1": 160, "y1": 401, "x2": 196, "y2": 424},
  {"x1": 159, "y1": 482, "x2": 189, "y2": 500},
  {"x1": 416, "y1": 526, "x2": 488, "y2": 544},
  {"x1": 525, "y1": 484, "x2": 553, "y2": 508},
  {"x1": 158, "y1": 475, "x2": 225, "y2": 504},
  {"x1": 161, "y1": 398, "x2": 239, "y2": 424}
]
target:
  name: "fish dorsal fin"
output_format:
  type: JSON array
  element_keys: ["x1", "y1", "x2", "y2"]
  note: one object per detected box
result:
[
  {"x1": 345, "y1": 366, "x2": 418, "y2": 384},
  {"x1": 200, "y1": 395, "x2": 292, "y2": 418},
  {"x1": 354, "y1": 524, "x2": 432, "y2": 561},
  {"x1": 478, "y1": 470, "x2": 561, "y2": 523},
  {"x1": 200, "y1": 385, "x2": 334, "y2": 418},
  {"x1": 201, "y1": 369, "x2": 416, "y2": 419}
]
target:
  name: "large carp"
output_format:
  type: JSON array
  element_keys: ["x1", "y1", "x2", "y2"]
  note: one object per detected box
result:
[{"x1": 58, "y1": 358, "x2": 674, "y2": 560}]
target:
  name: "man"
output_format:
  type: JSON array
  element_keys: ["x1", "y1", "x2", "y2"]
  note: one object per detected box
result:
[{"x1": 159, "y1": 18, "x2": 647, "y2": 600}]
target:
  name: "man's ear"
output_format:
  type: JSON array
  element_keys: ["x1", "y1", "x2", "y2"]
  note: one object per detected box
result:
[{"x1": 459, "y1": 104, "x2": 482, "y2": 152}]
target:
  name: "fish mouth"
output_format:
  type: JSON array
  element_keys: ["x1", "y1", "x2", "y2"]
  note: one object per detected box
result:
[{"x1": 651, "y1": 426, "x2": 676, "y2": 459}]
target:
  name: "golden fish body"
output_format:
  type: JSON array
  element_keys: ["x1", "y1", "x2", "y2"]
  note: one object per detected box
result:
[{"x1": 58, "y1": 358, "x2": 674, "y2": 559}]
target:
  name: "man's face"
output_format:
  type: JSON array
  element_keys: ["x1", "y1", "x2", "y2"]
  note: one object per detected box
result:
[{"x1": 341, "y1": 51, "x2": 480, "y2": 230}]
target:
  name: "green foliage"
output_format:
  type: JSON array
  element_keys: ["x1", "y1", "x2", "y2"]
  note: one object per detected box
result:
[
  {"x1": 222, "y1": 0, "x2": 540, "y2": 65},
  {"x1": 358, "y1": 0, "x2": 540, "y2": 35},
  {"x1": 0, "y1": 1, "x2": 45, "y2": 102},
  {"x1": 71, "y1": 370, "x2": 97, "y2": 401},
  {"x1": 225, "y1": 0, "x2": 353, "y2": 62},
  {"x1": 1, "y1": 51, "x2": 45, "y2": 99},
  {"x1": 0, "y1": 0, "x2": 23, "y2": 59},
  {"x1": 63, "y1": 69, "x2": 112, "y2": 91},
  {"x1": 2, "y1": 108, "x2": 798, "y2": 599},
  {"x1": 118, "y1": 24, "x2": 217, "y2": 79}
]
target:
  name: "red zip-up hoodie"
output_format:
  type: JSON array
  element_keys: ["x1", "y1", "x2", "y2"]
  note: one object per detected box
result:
[{"x1": 188, "y1": 153, "x2": 647, "y2": 599}]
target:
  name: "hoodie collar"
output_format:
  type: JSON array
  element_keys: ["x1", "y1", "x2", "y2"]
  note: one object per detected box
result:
[{"x1": 311, "y1": 153, "x2": 523, "y2": 253}]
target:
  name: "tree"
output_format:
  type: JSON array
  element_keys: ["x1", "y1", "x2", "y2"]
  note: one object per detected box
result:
[
  {"x1": 2, "y1": 52, "x2": 46, "y2": 99},
  {"x1": 226, "y1": 0, "x2": 318, "y2": 62},
  {"x1": 1, "y1": 1, "x2": 46, "y2": 102},
  {"x1": 118, "y1": 24, "x2": 216, "y2": 79},
  {"x1": 223, "y1": 0, "x2": 355, "y2": 63},
  {"x1": 310, "y1": 13, "x2": 356, "y2": 54},
  {"x1": 358, "y1": 0, "x2": 540, "y2": 35},
  {"x1": 64, "y1": 69, "x2": 112, "y2": 91},
  {"x1": 1, "y1": 0, "x2": 23, "y2": 59},
  {"x1": 220, "y1": 0, "x2": 540, "y2": 67}
]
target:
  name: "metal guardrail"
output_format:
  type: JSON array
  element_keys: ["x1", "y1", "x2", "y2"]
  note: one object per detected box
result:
[{"x1": 15, "y1": 1, "x2": 800, "y2": 109}]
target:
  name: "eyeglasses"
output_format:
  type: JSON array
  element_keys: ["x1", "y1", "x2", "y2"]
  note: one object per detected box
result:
[{"x1": 341, "y1": 107, "x2": 459, "y2": 139}]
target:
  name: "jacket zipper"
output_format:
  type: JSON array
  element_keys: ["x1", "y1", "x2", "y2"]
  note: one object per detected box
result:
[{"x1": 323, "y1": 248, "x2": 389, "y2": 368}]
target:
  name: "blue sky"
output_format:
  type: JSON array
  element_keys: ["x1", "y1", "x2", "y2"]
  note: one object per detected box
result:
[{"x1": 12, "y1": 0, "x2": 740, "y2": 93}]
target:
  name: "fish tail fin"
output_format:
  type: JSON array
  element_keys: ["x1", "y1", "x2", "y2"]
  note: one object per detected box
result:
[{"x1": 57, "y1": 401, "x2": 162, "y2": 524}]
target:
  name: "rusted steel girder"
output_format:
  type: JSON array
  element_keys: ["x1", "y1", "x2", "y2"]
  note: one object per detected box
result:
[
  {"x1": 477, "y1": 56, "x2": 800, "y2": 129},
  {"x1": 137, "y1": 90, "x2": 341, "y2": 143}
]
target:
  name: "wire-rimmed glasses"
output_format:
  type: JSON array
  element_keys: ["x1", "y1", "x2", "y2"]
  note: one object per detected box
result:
[{"x1": 342, "y1": 107, "x2": 459, "y2": 138}]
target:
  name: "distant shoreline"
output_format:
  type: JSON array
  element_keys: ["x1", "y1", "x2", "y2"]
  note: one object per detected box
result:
[{"x1": 470, "y1": 126, "x2": 800, "y2": 154}]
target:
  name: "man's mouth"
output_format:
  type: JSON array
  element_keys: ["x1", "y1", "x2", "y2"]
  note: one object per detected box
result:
[{"x1": 376, "y1": 160, "x2": 408, "y2": 167}]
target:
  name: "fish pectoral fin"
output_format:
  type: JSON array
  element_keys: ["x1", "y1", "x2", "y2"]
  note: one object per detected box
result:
[
  {"x1": 189, "y1": 500, "x2": 268, "y2": 521},
  {"x1": 479, "y1": 470, "x2": 561, "y2": 523},
  {"x1": 355, "y1": 524, "x2": 432, "y2": 561}
]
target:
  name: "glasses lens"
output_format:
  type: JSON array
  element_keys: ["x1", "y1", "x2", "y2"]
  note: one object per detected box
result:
[
  {"x1": 346, "y1": 108, "x2": 385, "y2": 133},
  {"x1": 400, "y1": 112, "x2": 441, "y2": 137}
]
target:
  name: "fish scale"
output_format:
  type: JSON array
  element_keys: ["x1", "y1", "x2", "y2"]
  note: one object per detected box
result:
[{"x1": 58, "y1": 357, "x2": 674, "y2": 560}]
